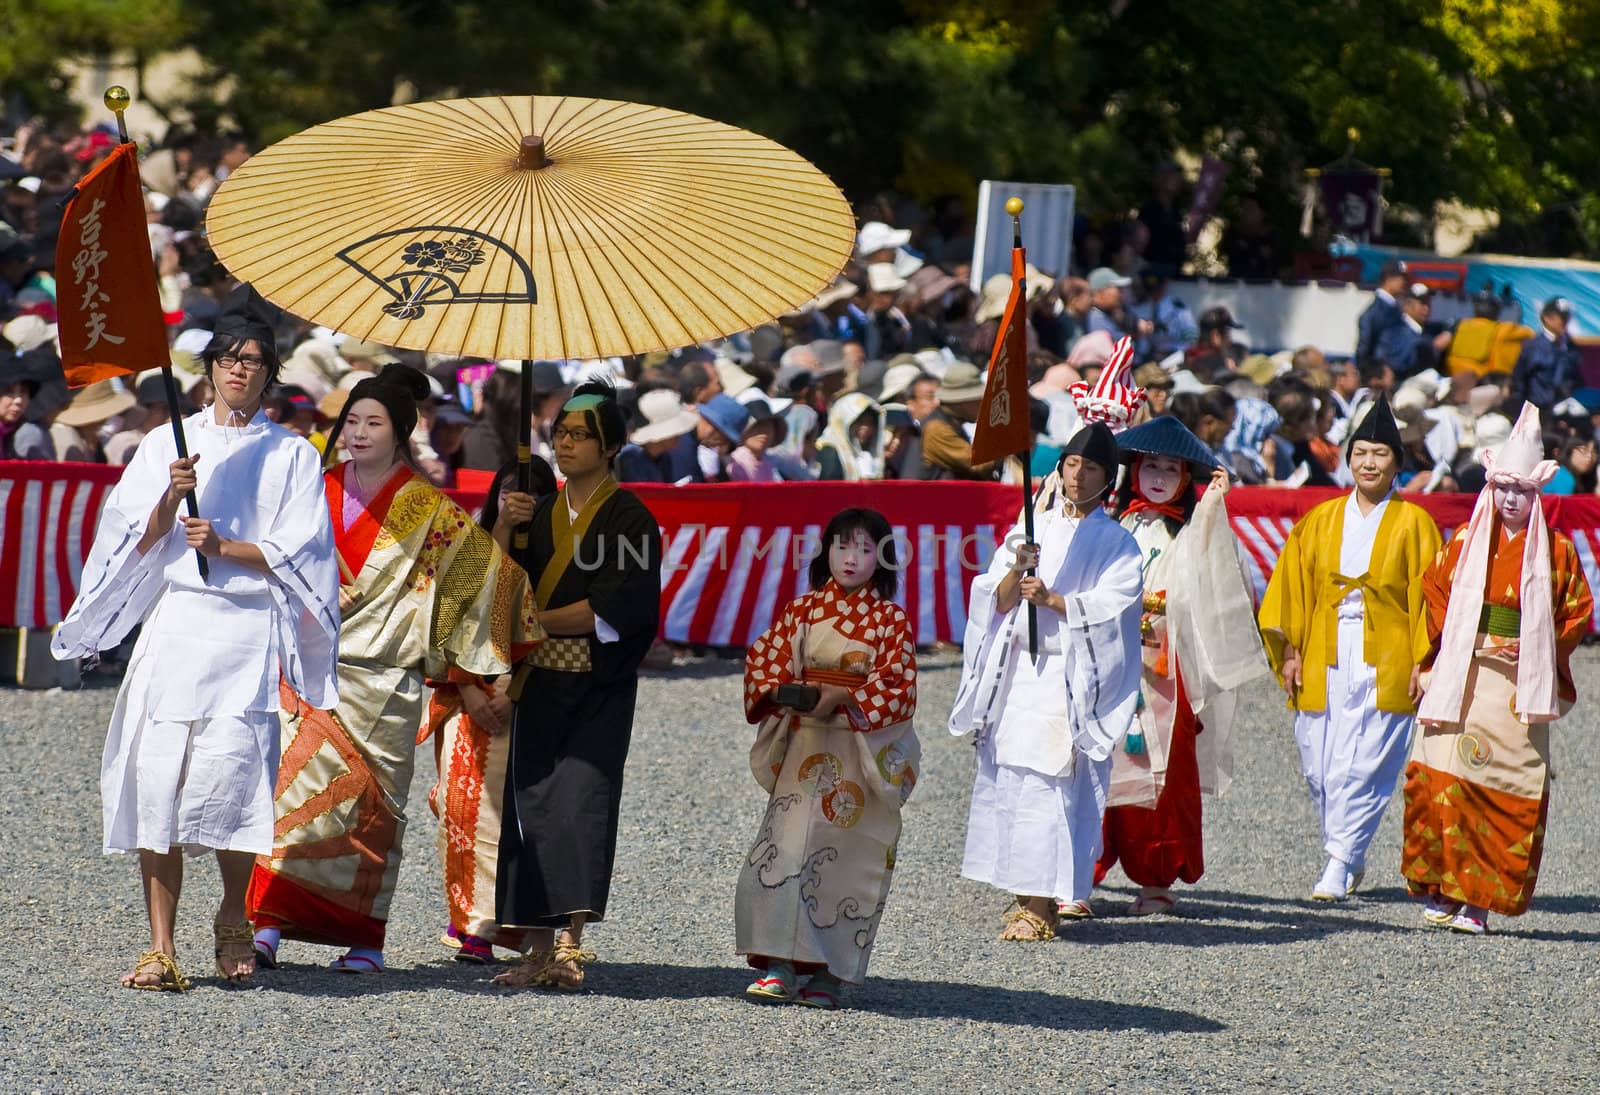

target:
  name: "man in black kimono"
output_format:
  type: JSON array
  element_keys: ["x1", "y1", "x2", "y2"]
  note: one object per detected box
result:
[{"x1": 495, "y1": 381, "x2": 662, "y2": 990}]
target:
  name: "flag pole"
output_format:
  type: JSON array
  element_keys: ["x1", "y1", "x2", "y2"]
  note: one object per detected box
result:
[
  {"x1": 1005, "y1": 196, "x2": 1038, "y2": 661},
  {"x1": 105, "y1": 86, "x2": 208, "y2": 580}
]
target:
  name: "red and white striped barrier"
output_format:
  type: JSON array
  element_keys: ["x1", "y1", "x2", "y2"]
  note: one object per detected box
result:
[{"x1": 5, "y1": 462, "x2": 1599, "y2": 640}]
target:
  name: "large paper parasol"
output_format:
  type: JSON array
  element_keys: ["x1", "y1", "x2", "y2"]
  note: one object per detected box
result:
[{"x1": 204, "y1": 95, "x2": 856, "y2": 363}]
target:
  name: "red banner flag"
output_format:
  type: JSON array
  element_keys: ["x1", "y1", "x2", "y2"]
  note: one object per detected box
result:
[
  {"x1": 55, "y1": 143, "x2": 168, "y2": 388},
  {"x1": 970, "y1": 246, "x2": 1031, "y2": 465}
]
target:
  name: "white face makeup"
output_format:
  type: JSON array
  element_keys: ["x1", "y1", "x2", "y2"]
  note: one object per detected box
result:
[
  {"x1": 1136, "y1": 454, "x2": 1185, "y2": 504},
  {"x1": 828, "y1": 528, "x2": 878, "y2": 591},
  {"x1": 343, "y1": 397, "x2": 398, "y2": 471},
  {"x1": 1493, "y1": 482, "x2": 1536, "y2": 533}
]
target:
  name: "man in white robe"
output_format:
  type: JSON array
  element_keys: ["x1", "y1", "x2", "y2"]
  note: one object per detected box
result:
[
  {"x1": 950, "y1": 423, "x2": 1143, "y2": 940},
  {"x1": 54, "y1": 285, "x2": 339, "y2": 990}
]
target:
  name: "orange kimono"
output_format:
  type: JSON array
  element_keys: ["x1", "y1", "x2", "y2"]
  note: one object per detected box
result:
[{"x1": 1402, "y1": 526, "x2": 1593, "y2": 915}]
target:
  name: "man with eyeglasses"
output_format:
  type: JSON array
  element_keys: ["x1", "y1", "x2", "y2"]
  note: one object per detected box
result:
[
  {"x1": 495, "y1": 379, "x2": 662, "y2": 992},
  {"x1": 54, "y1": 283, "x2": 341, "y2": 991}
]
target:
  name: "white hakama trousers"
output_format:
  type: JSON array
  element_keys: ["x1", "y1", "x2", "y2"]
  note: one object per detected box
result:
[
  {"x1": 100, "y1": 632, "x2": 279, "y2": 857},
  {"x1": 1292, "y1": 613, "x2": 1414, "y2": 869},
  {"x1": 962, "y1": 741, "x2": 1111, "y2": 902}
]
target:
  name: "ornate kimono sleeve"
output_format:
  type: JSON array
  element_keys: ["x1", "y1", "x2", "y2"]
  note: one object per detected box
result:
[
  {"x1": 745, "y1": 596, "x2": 801, "y2": 723},
  {"x1": 431, "y1": 498, "x2": 544, "y2": 682},
  {"x1": 843, "y1": 601, "x2": 917, "y2": 733},
  {"x1": 52, "y1": 431, "x2": 183, "y2": 660},
  {"x1": 1419, "y1": 529, "x2": 1466, "y2": 668},
  {"x1": 1551, "y1": 533, "x2": 1595, "y2": 656}
]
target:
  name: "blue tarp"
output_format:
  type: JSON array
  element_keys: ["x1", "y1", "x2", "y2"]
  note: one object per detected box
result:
[{"x1": 1347, "y1": 243, "x2": 1600, "y2": 338}]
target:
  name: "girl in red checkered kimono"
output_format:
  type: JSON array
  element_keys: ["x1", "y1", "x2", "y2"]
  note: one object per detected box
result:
[{"x1": 735, "y1": 507, "x2": 918, "y2": 1010}]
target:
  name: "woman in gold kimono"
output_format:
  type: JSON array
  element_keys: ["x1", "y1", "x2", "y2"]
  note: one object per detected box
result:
[
  {"x1": 1408, "y1": 405, "x2": 1593, "y2": 934},
  {"x1": 248, "y1": 366, "x2": 543, "y2": 972},
  {"x1": 1258, "y1": 397, "x2": 1442, "y2": 902}
]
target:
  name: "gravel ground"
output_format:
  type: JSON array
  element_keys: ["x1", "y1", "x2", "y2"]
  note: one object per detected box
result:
[{"x1": 3, "y1": 648, "x2": 1599, "y2": 1093}]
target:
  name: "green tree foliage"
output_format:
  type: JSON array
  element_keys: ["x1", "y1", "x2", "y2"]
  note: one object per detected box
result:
[{"x1": 5, "y1": 0, "x2": 1599, "y2": 256}]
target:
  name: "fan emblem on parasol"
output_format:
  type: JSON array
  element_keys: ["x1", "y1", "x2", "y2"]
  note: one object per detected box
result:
[{"x1": 336, "y1": 225, "x2": 534, "y2": 322}]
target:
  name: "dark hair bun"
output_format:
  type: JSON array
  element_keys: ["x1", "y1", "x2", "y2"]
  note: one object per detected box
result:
[{"x1": 375, "y1": 363, "x2": 431, "y2": 402}]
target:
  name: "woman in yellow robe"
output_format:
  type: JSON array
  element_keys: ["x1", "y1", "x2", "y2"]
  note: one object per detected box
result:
[
  {"x1": 248, "y1": 367, "x2": 542, "y2": 972},
  {"x1": 1258, "y1": 397, "x2": 1442, "y2": 901}
]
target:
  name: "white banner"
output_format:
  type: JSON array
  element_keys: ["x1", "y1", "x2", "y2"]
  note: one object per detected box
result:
[{"x1": 970, "y1": 180, "x2": 1075, "y2": 291}]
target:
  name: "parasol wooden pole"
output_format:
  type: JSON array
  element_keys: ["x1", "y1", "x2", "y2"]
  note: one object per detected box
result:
[
  {"x1": 515, "y1": 359, "x2": 533, "y2": 550},
  {"x1": 512, "y1": 135, "x2": 550, "y2": 553},
  {"x1": 107, "y1": 86, "x2": 208, "y2": 581}
]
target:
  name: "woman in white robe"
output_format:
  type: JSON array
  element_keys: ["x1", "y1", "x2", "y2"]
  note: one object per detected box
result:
[
  {"x1": 53, "y1": 286, "x2": 339, "y2": 991},
  {"x1": 949, "y1": 423, "x2": 1143, "y2": 941}
]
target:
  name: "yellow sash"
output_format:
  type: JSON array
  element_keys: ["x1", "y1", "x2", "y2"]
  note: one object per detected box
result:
[{"x1": 534, "y1": 477, "x2": 619, "y2": 610}]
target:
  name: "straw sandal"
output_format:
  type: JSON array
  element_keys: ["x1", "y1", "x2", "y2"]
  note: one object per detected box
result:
[
  {"x1": 492, "y1": 948, "x2": 554, "y2": 988},
  {"x1": 214, "y1": 921, "x2": 257, "y2": 981},
  {"x1": 999, "y1": 904, "x2": 1057, "y2": 942},
  {"x1": 544, "y1": 940, "x2": 597, "y2": 991},
  {"x1": 122, "y1": 949, "x2": 191, "y2": 992}
]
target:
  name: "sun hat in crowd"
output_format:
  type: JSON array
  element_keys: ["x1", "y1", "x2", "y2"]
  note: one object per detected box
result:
[
  {"x1": 318, "y1": 388, "x2": 350, "y2": 422},
  {"x1": 55, "y1": 379, "x2": 136, "y2": 427},
  {"x1": 173, "y1": 328, "x2": 214, "y2": 356},
  {"x1": 812, "y1": 278, "x2": 859, "y2": 310},
  {"x1": 878, "y1": 362, "x2": 925, "y2": 404},
  {"x1": 1067, "y1": 330, "x2": 1117, "y2": 369},
  {"x1": 857, "y1": 220, "x2": 911, "y2": 256},
  {"x1": 715, "y1": 359, "x2": 758, "y2": 398},
  {"x1": 809, "y1": 339, "x2": 847, "y2": 376},
  {"x1": 1473, "y1": 412, "x2": 1512, "y2": 464},
  {"x1": 1087, "y1": 267, "x2": 1132, "y2": 292},
  {"x1": 2, "y1": 314, "x2": 56, "y2": 354},
  {"x1": 338, "y1": 339, "x2": 400, "y2": 367},
  {"x1": 975, "y1": 274, "x2": 1012, "y2": 324},
  {"x1": 736, "y1": 384, "x2": 792, "y2": 418},
  {"x1": 629, "y1": 389, "x2": 700, "y2": 445},
  {"x1": 695, "y1": 393, "x2": 750, "y2": 443},
  {"x1": 1169, "y1": 370, "x2": 1209, "y2": 395},
  {"x1": 907, "y1": 265, "x2": 965, "y2": 306},
  {"x1": 937, "y1": 362, "x2": 986, "y2": 403},
  {"x1": 1133, "y1": 362, "x2": 1174, "y2": 390},
  {"x1": 1238, "y1": 354, "x2": 1282, "y2": 386},
  {"x1": 978, "y1": 265, "x2": 1057, "y2": 323},
  {"x1": 867, "y1": 263, "x2": 907, "y2": 294},
  {"x1": 773, "y1": 364, "x2": 816, "y2": 395}
]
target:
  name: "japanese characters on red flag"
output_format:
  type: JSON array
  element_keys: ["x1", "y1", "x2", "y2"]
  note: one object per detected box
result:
[
  {"x1": 970, "y1": 248, "x2": 1031, "y2": 465},
  {"x1": 55, "y1": 143, "x2": 169, "y2": 388}
]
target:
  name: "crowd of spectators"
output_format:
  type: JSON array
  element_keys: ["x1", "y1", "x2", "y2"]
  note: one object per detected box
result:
[{"x1": 4, "y1": 119, "x2": 1598, "y2": 500}]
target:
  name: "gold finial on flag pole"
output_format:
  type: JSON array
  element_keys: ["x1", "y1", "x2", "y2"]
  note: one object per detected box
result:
[
  {"x1": 104, "y1": 86, "x2": 132, "y2": 144},
  {"x1": 1005, "y1": 196, "x2": 1024, "y2": 218}
]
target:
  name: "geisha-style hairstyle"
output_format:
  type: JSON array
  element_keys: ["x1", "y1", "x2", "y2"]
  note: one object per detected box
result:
[{"x1": 810, "y1": 506, "x2": 899, "y2": 600}]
